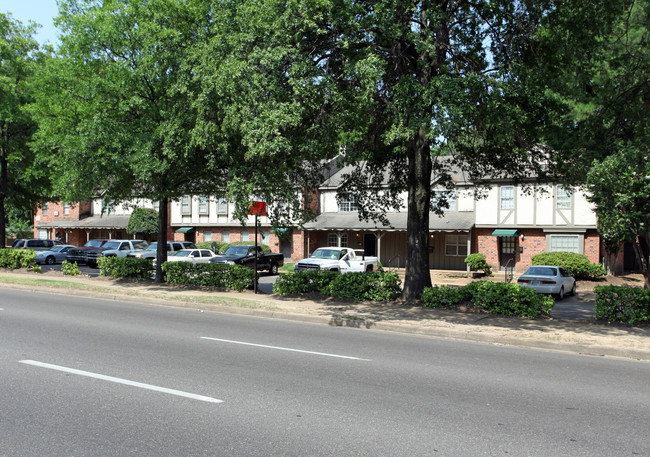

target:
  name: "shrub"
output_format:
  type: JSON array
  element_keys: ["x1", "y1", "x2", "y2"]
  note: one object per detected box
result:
[
  {"x1": 272, "y1": 270, "x2": 338, "y2": 295},
  {"x1": 326, "y1": 272, "x2": 402, "y2": 302},
  {"x1": 161, "y1": 262, "x2": 254, "y2": 291},
  {"x1": 0, "y1": 248, "x2": 37, "y2": 270},
  {"x1": 464, "y1": 253, "x2": 493, "y2": 276},
  {"x1": 61, "y1": 260, "x2": 81, "y2": 276},
  {"x1": 194, "y1": 241, "x2": 271, "y2": 254},
  {"x1": 420, "y1": 281, "x2": 554, "y2": 318},
  {"x1": 98, "y1": 256, "x2": 153, "y2": 279},
  {"x1": 594, "y1": 286, "x2": 650, "y2": 324},
  {"x1": 531, "y1": 252, "x2": 605, "y2": 280}
]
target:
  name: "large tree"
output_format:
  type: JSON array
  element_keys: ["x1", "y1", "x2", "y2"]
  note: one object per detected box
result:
[
  {"x1": 0, "y1": 14, "x2": 48, "y2": 245},
  {"x1": 195, "y1": 0, "x2": 626, "y2": 301},
  {"x1": 31, "y1": 0, "x2": 223, "y2": 280}
]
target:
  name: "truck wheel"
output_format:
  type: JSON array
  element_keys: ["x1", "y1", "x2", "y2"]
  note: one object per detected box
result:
[
  {"x1": 366, "y1": 265, "x2": 373, "y2": 272},
  {"x1": 269, "y1": 263, "x2": 279, "y2": 275}
]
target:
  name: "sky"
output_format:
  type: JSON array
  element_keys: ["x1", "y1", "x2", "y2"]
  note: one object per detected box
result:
[{"x1": 1, "y1": 0, "x2": 60, "y2": 45}]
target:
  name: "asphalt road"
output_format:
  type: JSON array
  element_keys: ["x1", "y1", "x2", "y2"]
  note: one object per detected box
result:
[{"x1": 1, "y1": 288, "x2": 648, "y2": 456}]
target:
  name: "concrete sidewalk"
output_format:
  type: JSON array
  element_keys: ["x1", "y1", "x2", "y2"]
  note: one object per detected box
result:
[{"x1": 1, "y1": 270, "x2": 648, "y2": 361}]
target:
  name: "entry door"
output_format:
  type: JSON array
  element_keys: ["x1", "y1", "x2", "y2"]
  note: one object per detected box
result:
[
  {"x1": 363, "y1": 234, "x2": 376, "y2": 256},
  {"x1": 499, "y1": 236, "x2": 517, "y2": 270}
]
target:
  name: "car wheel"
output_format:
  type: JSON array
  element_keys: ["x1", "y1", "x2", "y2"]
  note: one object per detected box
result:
[
  {"x1": 46, "y1": 256, "x2": 56, "y2": 265},
  {"x1": 569, "y1": 282, "x2": 577, "y2": 296},
  {"x1": 269, "y1": 263, "x2": 279, "y2": 275},
  {"x1": 557, "y1": 286, "x2": 565, "y2": 301}
]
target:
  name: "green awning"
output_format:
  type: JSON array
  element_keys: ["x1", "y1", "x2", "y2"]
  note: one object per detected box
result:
[
  {"x1": 492, "y1": 229, "x2": 518, "y2": 237},
  {"x1": 175, "y1": 227, "x2": 195, "y2": 233}
]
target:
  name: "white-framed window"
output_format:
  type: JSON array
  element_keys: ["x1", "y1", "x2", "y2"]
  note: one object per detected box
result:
[
  {"x1": 181, "y1": 196, "x2": 191, "y2": 215},
  {"x1": 261, "y1": 231, "x2": 269, "y2": 244},
  {"x1": 63, "y1": 202, "x2": 70, "y2": 215},
  {"x1": 222, "y1": 231, "x2": 230, "y2": 243},
  {"x1": 556, "y1": 185, "x2": 572, "y2": 209},
  {"x1": 203, "y1": 231, "x2": 212, "y2": 242},
  {"x1": 38, "y1": 229, "x2": 48, "y2": 240},
  {"x1": 500, "y1": 186, "x2": 515, "y2": 210},
  {"x1": 328, "y1": 233, "x2": 338, "y2": 247},
  {"x1": 42, "y1": 203, "x2": 48, "y2": 216},
  {"x1": 217, "y1": 198, "x2": 228, "y2": 214},
  {"x1": 241, "y1": 231, "x2": 249, "y2": 242},
  {"x1": 198, "y1": 196, "x2": 209, "y2": 215},
  {"x1": 340, "y1": 233, "x2": 348, "y2": 247},
  {"x1": 549, "y1": 235, "x2": 580, "y2": 253},
  {"x1": 339, "y1": 195, "x2": 358, "y2": 212},
  {"x1": 431, "y1": 190, "x2": 457, "y2": 212},
  {"x1": 445, "y1": 234, "x2": 468, "y2": 257}
]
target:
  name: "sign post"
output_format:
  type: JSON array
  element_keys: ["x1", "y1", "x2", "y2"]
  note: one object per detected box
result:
[{"x1": 248, "y1": 202, "x2": 267, "y2": 294}]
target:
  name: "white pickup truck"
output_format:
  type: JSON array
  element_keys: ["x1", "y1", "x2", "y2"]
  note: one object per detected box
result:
[{"x1": 294, "y1": 247, "x2": 378, "y2": 273}]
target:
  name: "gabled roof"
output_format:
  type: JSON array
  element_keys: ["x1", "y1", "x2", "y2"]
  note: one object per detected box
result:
[{"x1": 35, "y1": 215, "x2": 131, "y2": 230}]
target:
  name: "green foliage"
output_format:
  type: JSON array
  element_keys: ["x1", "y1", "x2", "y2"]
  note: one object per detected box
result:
[
  {"x1": 594, "y1": 286, "x2": 650, "y2": 324},
  {"x1": 5, "y1": 216, "x2": 33, "y2": 240},
  {"x1": 126, "y1": 208, "x2": 159, "y2": 235},
  {"x1": 0, "y1": 248, "x2": 37, "y2": 269},
  {"x1": 32, "y1": 265, "x2": 42, "y2": 273},
  {"x1": 97, "y1": 256, "x2": 153, "y2": 280},
  {"x1": 194, "y1": 241, "x2": 271, "y2": 254},
  {"x1": 61, "y1": 260, "x2": 81, "y2": 276},
  {"x1": 161, "y1": 262, "x2": 254, "y2": 292},
  {"x1": 531, "y1": 252, "x2": 605, "y2": 280},
  {"x1": 421, "y1": 282, "x2": 554, "y2": 318},
  {"x1": 464, "y1": 253, "x2": 493, "y2": 276},
  {"x1": 273, "y1": 271, "x2": 401, "y2": 302}
]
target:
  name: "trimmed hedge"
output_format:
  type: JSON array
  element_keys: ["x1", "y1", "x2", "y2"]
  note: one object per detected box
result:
[
  {"x1": 421, "y1": 281, "x2": 554, "y2": 318},
  {"x1": 61, "y1": 260, "x2": 81, "y2": 276},
  {"x1": 161, "y1": 262, "x2": 254, "y2": 292},
  {"x1": 594, "y1": 286, "x2": 650, "y2": 324},
  {"x1": 464, "y1": 253, "x2": 493, "y2": 276},
  {"x1": 273, "y1": 271, "x2": 402, "y2": 302},
  {"x1": 531, "y1": 252, "x2": 605, "y2": 280},
  {"x1": 98, "y1": 256, "x2": 153, "y2": 280},
  {"x1": 0, "y1": 248, "x2": 38, "y2": 270}
]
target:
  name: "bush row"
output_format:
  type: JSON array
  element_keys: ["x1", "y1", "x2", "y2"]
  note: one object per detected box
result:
[
  {"x1": 421, "y1": 281, "x2": 555, "y2": 318},
  {"x1": 0, "y1": 248, "x2": 38, "y2": 270},
  {"x1": 273, "y1": 271, "x2": 402, "y2": 302},
  {"x1": 594, "y1": 286, "x2": 650, "y2": 324},
  {"x1": 531, "y1": 252, "x2": 605, "y2": 280},
  {"x1": 98, "y1": 256, "x2": 153, "y2": 280},
  {"x1": 194, "y1": 241, "x2": 271, "y2": 254},
  {"x1": 161, "y1": 262, "x2": 254, "y2": 292}
]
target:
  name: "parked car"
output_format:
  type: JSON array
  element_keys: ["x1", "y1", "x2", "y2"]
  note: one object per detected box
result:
[
  {"x1": 154, "y1": 249, "x2": 219, "y2": 267},
  {"x1": 517, "y1": 265, "x2": 576, "y2": 300},
  {"x1": 126, "y1": 241, "x2": 196, "y2": 260},
  {"x1": 209, "y1": 245, "x2": 284, "y2": 275},
  {"x1": 34, "y1": 245, "x2": 77, "y2": 265},
  {"x1": 11, "y1": 239, "x2": 63, "y2": 251},
  {"x1": 294, "y1": 247, "x2": 378, "y2": 273},
  {"x1": 86, "y1": 239, "x2": 148, "y2": 267},
  {"x1": 66, "y1": 239, "x2": 110, "y2": 265}
]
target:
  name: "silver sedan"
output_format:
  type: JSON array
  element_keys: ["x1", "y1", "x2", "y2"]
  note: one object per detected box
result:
[
  {"x1": 34, "y1": 245, "x2": 78, "y2": 265},
  {"x1": 516, "y1": 265, "x2": 576, "y2": 300}
]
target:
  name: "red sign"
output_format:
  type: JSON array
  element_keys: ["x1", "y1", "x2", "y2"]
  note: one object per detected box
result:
[{"x1": 248, "y1": 201, "x2": 267, "y2": 216}]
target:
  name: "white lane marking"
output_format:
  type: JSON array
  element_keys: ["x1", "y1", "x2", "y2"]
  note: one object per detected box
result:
[
  {"x1": 201, "y1": 337, "x2": 370, "y2": 361},
  {"x1": 19, "y1": 360, "x2": 222, "y2": 403}
]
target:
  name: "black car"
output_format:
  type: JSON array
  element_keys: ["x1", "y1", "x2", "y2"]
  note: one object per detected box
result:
[{"x1": 65, "y1": 239, "x2": 110, "y2": 264}]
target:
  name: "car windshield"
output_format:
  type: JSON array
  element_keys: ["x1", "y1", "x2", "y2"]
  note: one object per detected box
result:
[
  {"x1": 13, "y1": 240, "x2": 24, "y2": 248},
  {"x1": 133, "y1": 241, "x2": 148, "y2": 250},
  {"x1": 103, "y1": 241, "x2": 121, "y2": 249},
  {"x1": 50, "y1": 245, "x2": 67, "y2": 252},
  {"x1": 311, "y1": 249, "x2": 340, "y2": 259},
  {"x1": 224, "y1": 246, "x2": 249, "y2": 256},
  {"x1": 85, "y1": 240, "x2": 105, "y2": 248},
  {"x1": 174, "y1": 251, "x2": 191, "y2": 257},
  {"x1": 145, "y1": 243, "x2": 158, "y2": 251},
  {"x1": 525, "y1": 267, "x2": 557, "y2": 276}
]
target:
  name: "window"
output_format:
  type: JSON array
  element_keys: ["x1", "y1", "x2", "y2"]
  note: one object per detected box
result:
[
  {"x1": 241, "y1": 231, "x2": 249, "y2": 242},
  {"x1": 42, "y1": 203, "x2": 48, "y2": 216},
  {"x1": 500, "y1": 186, "x2": 515, "y2": 210},
  {"x1": 445, "y1": 234, "x2": 468, "y2": 257},
  {"x1": 328, "y1": 233, "x2": 338, "y2": 247},
  {"x1": 63, "y1": 202, "x2": 70, "y2": 215},
  {"x1": 340, "y1": 234, "x2": 349, "y2": 247},
  {"x1": 556, "y1": 186, "x2": 572, "y2": 209},
  {"x1": 261, "y1": 231, "x2": 269, "y2": 244},
  {"x1": 198, "y1": 196, "x2": 209, "y2": 215},
  {"x1": 153, "y1": 201, "x2": 160, "y2": 211},
  {"x1": 431, "y1": 190, "x2": 457, "y2": 212},
  {"x1": 339, "y1": 195, "x2": 358, "y2": 212},
  {"x1": 549, "y1": 235, "x2": 580, "y2": 253},
  {"x1": 203, "y1": 231, "x2": 212, "y2": 242},
  {"x1": 222, "y1": 231, "x2": 230, "y2": 243},
  {"x1": 181, "y1": 196, "x2": 191, "y2": 215},
  {"x1": 217, "y1": 198, "x2": 228, "y2": 214}
]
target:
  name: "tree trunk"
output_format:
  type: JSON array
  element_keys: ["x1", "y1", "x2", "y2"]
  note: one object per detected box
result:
[
  {"x1": 155, "y1": 196, "x2": 169, "y2": 283},
  {"x1": 0, "y1": 138, "x2": 7, "y2": 248},
  {"x1": 633, "y1": 233, "x2": 650, "y2": 289},
  {"x1": 402, "y1": 126, "x2": 432, "y2": 302}
]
